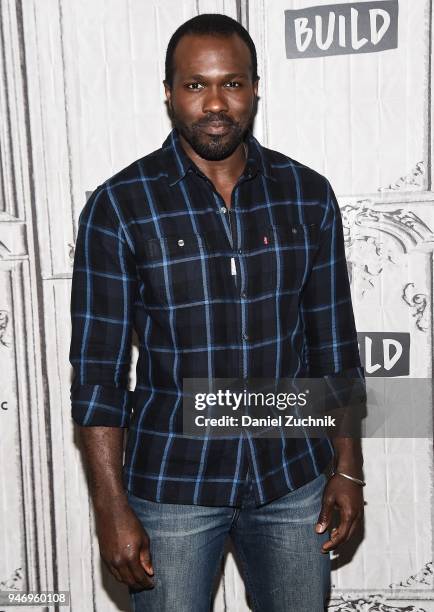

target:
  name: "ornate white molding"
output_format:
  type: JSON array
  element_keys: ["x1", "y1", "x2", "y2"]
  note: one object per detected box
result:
[
  {"x1": 402, "y1": 283, "x2": 429, "y2": 332},
  {"x1": 341, "y1": 205, "x2": 434, "y2": 254},
  {"x1": 0, "y1": 567, "x2": 23, "y2": 590},
  {"x1": 68, "y1": 242, "x2": 75, "y2": 265},
  {"x1": 0, "y1": 309, "x2": 11, "y2": 347},
  {"x1": 378, "y1": 162, "x2": 426, "y2": 193},
  {"x1": 341, "y1": 204, "x2": 434, "y2": 302},
  {"x1": 0, "y1": 240, "x2": 12, "y2": 257},
  {"x1": 329, "y1": 592, "x2": 430, "y2": 611},
  {"x1": 389, "y1": 561, "x2": 433, "y2": 589}
]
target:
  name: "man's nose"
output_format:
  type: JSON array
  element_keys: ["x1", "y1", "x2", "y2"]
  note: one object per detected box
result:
[{"x1": 202, "y1": 86, "x2": 229, "y2": 114}]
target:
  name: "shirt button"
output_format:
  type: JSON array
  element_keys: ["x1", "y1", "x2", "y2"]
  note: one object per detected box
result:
[
  {"x1": 220, "y1": 206, "x2": 227, "y2": 214},
  {"x1": 242, "y1": 332, "x2": 249, "y2": 340},
  {"x1": 292, "y1": 227, "x2": 298, "y2": 234},
  {"x1": 178, "y1": 239, "x2": 184, "y2": 246},
  {"x1": 241, "y1": 291, "x2": 247, "y2": 299},
  {"x1": 238, "y1": 248, "x2": 243, "y2": 254}
]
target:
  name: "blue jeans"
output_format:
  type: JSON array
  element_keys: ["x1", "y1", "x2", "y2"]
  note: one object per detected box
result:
[{"x1": 127, "y1": 471, "x2": 331, "y2": 612}]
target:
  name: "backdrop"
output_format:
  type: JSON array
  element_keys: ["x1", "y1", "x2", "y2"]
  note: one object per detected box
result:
[{"x1": 0, "y1": 0, "x2": 433, "y2": 610}]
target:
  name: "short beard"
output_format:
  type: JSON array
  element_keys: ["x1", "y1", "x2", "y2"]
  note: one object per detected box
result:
[{"x1": 172, "y1": 115, "x2": 249, "y2": 161}]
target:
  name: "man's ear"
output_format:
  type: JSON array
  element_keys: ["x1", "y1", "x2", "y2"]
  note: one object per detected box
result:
[
  {"x1": 163, "y1": 80, "x2": 172, "y2": 109},
  {"x1": 253, "y1": 76, "x2": 260, "y2": 98}
]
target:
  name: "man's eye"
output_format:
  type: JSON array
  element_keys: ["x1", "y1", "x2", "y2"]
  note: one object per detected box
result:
[
  {"x1": 225, "y1": 81, "x2": 241, "y2": 88},
  {"x1": 186, "y1": 82, "x2": 204, "y2": 90}
]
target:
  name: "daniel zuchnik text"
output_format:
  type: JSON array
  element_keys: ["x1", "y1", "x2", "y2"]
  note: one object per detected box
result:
[{"x1": 195, "y1": 414, "x2": 336, "y2": 428}]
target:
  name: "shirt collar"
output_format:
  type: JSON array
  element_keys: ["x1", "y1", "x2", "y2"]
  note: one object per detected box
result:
[{"x1": 162, "y1": 127, "x2": 276, "y2": 187}]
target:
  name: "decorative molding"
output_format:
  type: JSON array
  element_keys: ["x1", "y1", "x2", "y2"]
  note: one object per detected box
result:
[
  {"x1": 0, "y1": 220, "x2": 27, "y2": 258},
  {"x1": 341, "y1": 205, "x2": 434, "y2": 254},
  {"x1": 0, "y1": 0, "x2": 31, "y2": 219},
  {"x1": 378, "y1": 162, "x2": 426, "y2": 193},
  {"x1": 402, "y1": 283, "x2": 429, "y2": 332},
  {"x1": 0, "y1": 567, "x2": 23, "y2": 590},
  {"x1": 389, "y1": 561, "x2": 434, "y2": 589},
  {"x1": 329, "y1": 592, "x2": 429, "y2": 611},
  {"x1": 68, "y1": 242, "x2": 75, "y2": 264},
  {"x1": 236, "y1": 0, "x2": 249, "y2": 28},
  {"x1": 0, "y1": 240, "x2": 12, "y2": 257},
  {"x1": 0, "y1": 309, "x2": 11, "y2": 347},
  {"x1": 341, "y1": 204, "x2": 434, "y2": 298}
]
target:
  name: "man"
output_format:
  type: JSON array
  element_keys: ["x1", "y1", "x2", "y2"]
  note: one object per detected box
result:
[{"x1": 69, "y1": 13, "x2": 366, "y2": 612}]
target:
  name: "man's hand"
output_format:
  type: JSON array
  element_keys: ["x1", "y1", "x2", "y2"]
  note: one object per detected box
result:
[
  {"x1": 75, "y1": 426, "x2": 154, "y2": 589},
  {"x1": 94, "y1": 497, "x2": 155, "y2": 590},
  {"x1": 315, "y1": 474, "x2": 364, "y2": 553}
]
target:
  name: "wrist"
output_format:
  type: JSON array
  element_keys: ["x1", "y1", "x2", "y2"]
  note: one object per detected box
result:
[
  {"x1": 331, "y1": 469, "x2": 366, "y2": 487},
  {"x1": 331, "y1": 437, "x2": 363, "y2": 475},
  {"x1": 94, "y1": 490, "x2": 129, "y2": 514},
  {"x1": 334, "y1": 458, "x2": 364, "y2": 480}
]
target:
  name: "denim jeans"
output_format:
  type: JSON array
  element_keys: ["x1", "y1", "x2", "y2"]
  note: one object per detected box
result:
[{"x1": 127, "y1": 470, "x2": 331, "y2": 612}]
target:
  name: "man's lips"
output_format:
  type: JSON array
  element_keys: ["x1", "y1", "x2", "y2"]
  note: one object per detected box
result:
[{"x1": 198, "y1": 122, "x2": 233, "y2": 135}]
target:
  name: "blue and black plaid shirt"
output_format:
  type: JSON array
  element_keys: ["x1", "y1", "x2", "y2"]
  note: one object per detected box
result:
[{"x1": 69, "y1": 128, "x2": 365, "y2": 507}]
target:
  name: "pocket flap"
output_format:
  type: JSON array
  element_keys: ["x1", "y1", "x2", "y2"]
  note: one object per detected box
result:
[
  {"x1": 273, "y1": 223, "x2": 319, "y2": 243},
  {"x1": 144, "y1": 232, "x2": 207, "y2": 261}
]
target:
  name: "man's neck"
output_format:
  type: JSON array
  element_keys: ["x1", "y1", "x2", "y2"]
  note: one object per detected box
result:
[{"x1": 178, "y1": 133, "x2": 247, "y2": 187}]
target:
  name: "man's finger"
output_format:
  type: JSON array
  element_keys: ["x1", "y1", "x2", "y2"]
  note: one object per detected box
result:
[
  {"x1": 108, "y1": 564, "x2": 123, "y2": 583},
  {"x1": 344, "y1": 511, "x2": 363, "y2": 544},
  {"x1": 126, "y1": 556, "x2": 154, "y2": 589},
  {"x1": 321, "y1": 513, "x2": 354, "y2": 552},
  {"x1": 112, "y1": 557, "x2": 146, "y2": 589},
  {"x1": 140, "y1": 545, "x2": 154, "y2": 575},
  {"x1": 315, "y1": 491, "x2": 335, "y2": 533}
]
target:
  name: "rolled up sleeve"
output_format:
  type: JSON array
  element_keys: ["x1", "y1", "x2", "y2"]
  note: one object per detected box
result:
[
  {"x1": 301, "y1": 179, "x2": 366, "y2": 416},
  {"x1": 69, "y1": 185, "x2": 138, "y2": 427}
]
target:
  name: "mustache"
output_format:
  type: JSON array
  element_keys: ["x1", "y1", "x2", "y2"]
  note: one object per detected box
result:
[{"x1": 194, "y1": 114, "x2": 235, "y2": 127}]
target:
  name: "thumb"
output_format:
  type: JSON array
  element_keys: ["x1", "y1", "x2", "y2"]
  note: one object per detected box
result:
[
  {"x1": 139, "y1": 545, "x2": 154, "y2": 576},
  {"x1": 316, "y1": 494, "x2": 334, "y2": 533}
]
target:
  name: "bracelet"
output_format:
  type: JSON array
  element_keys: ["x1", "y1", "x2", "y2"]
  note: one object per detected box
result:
[{"x1": 331, "y1": 469, "x2": 366, "y2": 487}]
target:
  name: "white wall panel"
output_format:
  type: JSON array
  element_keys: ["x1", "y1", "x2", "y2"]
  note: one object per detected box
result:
[
  {"x1": 248, "y1": 0, "x2": 434, "y2": 609},
  {"x1": 0, "y1": 0, "x2": 54, "y2": 605},
  {"x1": 249, "y1": 0, "x2": 430, "y2": 198}
]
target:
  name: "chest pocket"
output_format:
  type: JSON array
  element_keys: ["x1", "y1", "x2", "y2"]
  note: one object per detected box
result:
[
  {"x1": 140, "y1": 231, "x2": 230, "y2": 306},
  {"x1": 274, "y1": 223, "x2": 320, "y2": 291},
  {"x1": 245, "y1": 223, "x2": 320, "y2": 297}
]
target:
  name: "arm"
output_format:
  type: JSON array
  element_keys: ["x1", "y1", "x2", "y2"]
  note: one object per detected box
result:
[
  {"x1": 300, "y1": 178, "x2": 366, "y2": 552},
  {"x1": 69, "y1": 185, "x2": 154, "y2": 588}
]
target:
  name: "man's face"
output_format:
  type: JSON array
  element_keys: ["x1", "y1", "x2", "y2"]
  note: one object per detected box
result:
[{"x1": 164, "y1": 33, "x2": 259, "y2": 161}]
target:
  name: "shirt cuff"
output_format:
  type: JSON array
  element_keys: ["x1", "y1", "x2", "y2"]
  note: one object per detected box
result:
[
  {"x1": 71, "y1": 384, "x2": 134, "y2": 427},
  {"x1": 318, "y1": 366, "x2": 367, "y2": 438},
  {"x1": 306, "y1": 342, "x2": 363, "y2": 376}
]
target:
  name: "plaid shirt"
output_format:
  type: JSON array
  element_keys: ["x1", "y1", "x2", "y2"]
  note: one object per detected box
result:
[{"x1": 69, "y1": 128, "x2": 365, "y2": 507}]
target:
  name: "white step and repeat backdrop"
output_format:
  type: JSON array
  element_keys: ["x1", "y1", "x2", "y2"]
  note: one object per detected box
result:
[{"x1": 0, "y1": 0, "x2": 433, "y2": 610}]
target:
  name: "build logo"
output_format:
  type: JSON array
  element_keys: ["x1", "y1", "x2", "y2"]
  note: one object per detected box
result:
[
  {"x1": 285, "y1": 1, "x2": 399, "y2": 59},
  {"x1": 357, "y1": 332, "x2": 410, "y2": 377}
]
